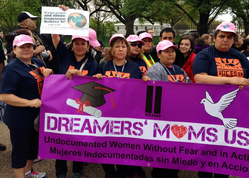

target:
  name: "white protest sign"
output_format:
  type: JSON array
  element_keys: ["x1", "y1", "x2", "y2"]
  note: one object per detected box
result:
[{"x1": 40, "y1": 6, "x2": 89, "y2": 36}]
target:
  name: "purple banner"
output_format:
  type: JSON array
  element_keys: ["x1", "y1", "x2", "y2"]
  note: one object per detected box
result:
[{"x1": 39, "y1": 75, "x2": 249, "y2": 177}]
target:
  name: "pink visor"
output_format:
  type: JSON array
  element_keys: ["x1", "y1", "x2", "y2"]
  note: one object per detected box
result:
[
  {"x1": 71, "y1": 35, "x2": 89, "y2": 41},
  {"x1": 89, "y1": 28, "x2": 100, "y2": 47},
  {"x1": 13, "y1": 34, "x2": 34, "y2": 47},
  {"x1": 109, "y1": 34, "x2": 125, "y2": 46},
  {"x1": 216, "y1": 22, "x2": 237, "y2": 35},
  {"x1": 156, "y1": 40, "x2": 178, "y2": 53},
  {"x1": 126, "y1": 35, "x2": 145, "y2": 45},
  {"x1": 139, "y1": 32, "x2": 153, "y2": 40}
]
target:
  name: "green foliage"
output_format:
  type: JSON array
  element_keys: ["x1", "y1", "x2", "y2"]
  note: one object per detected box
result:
[
  {"x1": 0, "y1": 0, "x2": 41, "y2": 32},
  {"x1": 90, "y1": 19, "x2": 117, "y2": 37}
]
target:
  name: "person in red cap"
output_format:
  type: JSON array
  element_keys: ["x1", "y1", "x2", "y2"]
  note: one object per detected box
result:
[
  {"x1": 0, "y1": 34, "x2": 53, "y2": 178},
  {"x1": 193, "y1": 22, "x2": 249, "y2": 178}
]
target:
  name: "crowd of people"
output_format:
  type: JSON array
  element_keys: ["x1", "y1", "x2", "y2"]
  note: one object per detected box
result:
[{"x1": 0, "y1": 4, "x2": 249, "y2": 178}]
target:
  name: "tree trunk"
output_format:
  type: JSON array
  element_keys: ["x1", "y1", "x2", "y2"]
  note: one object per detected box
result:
[
  {"x1": 197, "y1": 13, "x2": 210, "y2": 36},
  {"x1": 124, "y1": 15, "x2": 136, "y2": 37},
  {"x1": 244, "y1": 21, "x2": 249, "y2": 36}
]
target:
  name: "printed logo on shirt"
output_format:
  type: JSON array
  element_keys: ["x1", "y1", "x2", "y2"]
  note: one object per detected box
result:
[
  {"x1": 68, "y1": 65, "x2": 89, "y2": 76},
  {"x1": 29, "y1": 66, "x2": 45, "y2": 97},
  {"x1": 105, "y1": 71, "x2": 130, "y2": 78},
  {"x1": 139, "y1": 66, "x2": 147, "y2": 76},
  {"x1": 215, "y1": 58, "x2": 244, "y2": 77},
  {"x1": 167, "y1": 74, "x2": 186, "y2": 82}
]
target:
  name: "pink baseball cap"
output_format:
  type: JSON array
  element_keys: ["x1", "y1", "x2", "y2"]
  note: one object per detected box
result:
[
  {"x1": 126, "y1": 35, "x2": 145, "y2": 45},
  {"x1": 89, "y1": 28, "x2": 100, "y2": 47},
  {"x1": 156, "y1": 40, "x2": 178, "y2": 53},
  {"x1": 216, "y1": 22, "x2": 237, "y2": 35},
  {"x1": 13, "y1": 34, "x2": 34, "y2": 47},
  {"x1": 71, "y1": 35, "x2": 89, "y2": 42},
  {"x1": 109, "y1": 34, "x2": 125, "y2": 46},
  {"x1": 139, "y1": 32, "x2": 153, "y2": 40}
]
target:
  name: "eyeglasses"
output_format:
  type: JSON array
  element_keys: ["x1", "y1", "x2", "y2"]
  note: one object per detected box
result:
[{"x1": 130, "y1": 42, "x2": 142, "y2": 48}]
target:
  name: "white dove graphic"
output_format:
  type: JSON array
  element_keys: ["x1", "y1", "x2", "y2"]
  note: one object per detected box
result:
[{"x1": 200, "y1": 88, "x2": 239, "y2": 129}]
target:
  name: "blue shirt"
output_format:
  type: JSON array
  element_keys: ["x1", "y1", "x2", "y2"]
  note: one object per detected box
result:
[
  {"x1": 0, "y1": 57, "x2": 45, "y2": 129},
  {"x1": 129, "y1": 56, "x2": 148, "y2": 76},
  {"x1": 193, "y1": 45, "x2": 249, "y2": 78},
  {"x1": 55, "y1": 39, "x2": 97, "y2": 75},
  {"x1": 98, "y1": 60, "x2": 142, "y2": 79}
]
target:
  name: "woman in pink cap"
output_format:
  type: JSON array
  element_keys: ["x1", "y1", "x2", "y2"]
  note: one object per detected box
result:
[
  {"x1": 145, "y1": 40, "x2": 191, "y2": 178},
  {"x1": 51, "y1": 5, "x2": 97, "y2": 178},
  {"x1": 139, "y1": 32, "x2": 155, "y2": 68},
  {"x1": 52, "y1": 36, "x2": 91, "y2": 177},
  {"x1": 0, "y1": 34, "x2": 53, "y2": 178},
  {"x1": 126, "y1": 34, "x2": 148, "y2": 76},
  {"x1": 94, "y1": 34, "x2": 148, "y2": 178},
  {"x1": 95, "y1": 34, "x2": 143, "y2": 79},
  {"x1": 52, "y1": 34, "x2": 97, "y2": 78},
  {"x1": 146, "y1": 40, "x2": 191, "y2": 83},
  {"x1": 88, "y1": 28, "x2": 105, "y2": 64},
  {"x1": 193, "y1": 22, "x2": 249, "y2": 178}
]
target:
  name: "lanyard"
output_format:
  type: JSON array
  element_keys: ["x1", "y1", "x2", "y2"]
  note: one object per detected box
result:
[
  {"x1": 112, "y1": 60, "x2": 126, "y2": 78},
  {"x1": 159, "y1": 62, "x2": 178, "y2": 82},
  {"x1": 18, "y1": 58, "x2": 43, "y2": 81},
  {"x1": 79, "y1": 58, "x2": 88, "y2": 72}
]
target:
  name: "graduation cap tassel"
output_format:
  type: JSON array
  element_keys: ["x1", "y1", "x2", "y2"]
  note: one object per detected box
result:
[
  {"x1": 75, "y1": 99, "x2": 91, "y2": 114},
  {"x1": 94, "y1": 87, "x2": 116, "y2": 108}
]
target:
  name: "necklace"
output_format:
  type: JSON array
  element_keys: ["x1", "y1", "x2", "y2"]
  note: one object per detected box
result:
[
  {"x1": 112, "y1": 60, "x2": 126, "y2": 78},
  {"x1": 159, "y1": 62, "x2": 178, "y2": 82}
]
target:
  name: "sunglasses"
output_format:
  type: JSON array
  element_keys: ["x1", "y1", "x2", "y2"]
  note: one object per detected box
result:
[{"x1": 130, "y1": 42, "x2": 142, "y2": 48}]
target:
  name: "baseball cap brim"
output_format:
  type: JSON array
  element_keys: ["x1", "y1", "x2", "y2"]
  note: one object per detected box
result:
[
  {"x1": 89, "y1": 40, "x2": 100, "y2": 47},
  {"x1": 218, "y1": 29, "x2": 237, "y2": 35},
  {"x1": 15, "y1": 41, "x2": 34, "y2": 47},
  {"x1": 18, "y1": 12, "x2": 38, "y2": 23},
  {"x1": 72, "y1": 35, "x2": 89, "y2": 41}
]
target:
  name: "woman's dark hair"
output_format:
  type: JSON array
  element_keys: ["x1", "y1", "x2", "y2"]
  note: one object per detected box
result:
[
  {"x1": 190, "y1": 32, "x2": 200, "y2": 40},
  {"x1": 194, "y1": 38, "x2": 209, "y2": 54},
  {"x1": 174, "y1": 35, "x2": 195, "y2": 67},
  {"x1": 241, "y1": 39, "x2": 249, "y2": 51}
]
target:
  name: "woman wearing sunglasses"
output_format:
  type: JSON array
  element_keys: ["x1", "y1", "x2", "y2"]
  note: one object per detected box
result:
[{"x1": 127, "y1": 35, "x2": 148, "y2": 76}]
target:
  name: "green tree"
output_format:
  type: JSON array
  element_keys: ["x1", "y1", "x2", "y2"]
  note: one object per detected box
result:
[
  {"x1": 174, "y1": 0, "x2": 230, "y2": 35},
  {"x1": 0, "y1": 0, "x2": 41, "y2": 32},
  {"x1": 229, "y1": 0, "x2": 249, "y2": 35},
  {"x1": 90, "y1": 19, "x2": 117, "y2": 37}
]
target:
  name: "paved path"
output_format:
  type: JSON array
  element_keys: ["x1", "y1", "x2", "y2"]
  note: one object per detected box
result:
[{"x1": 0, "y1": 123, "x2": 241, "y2": 178}]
